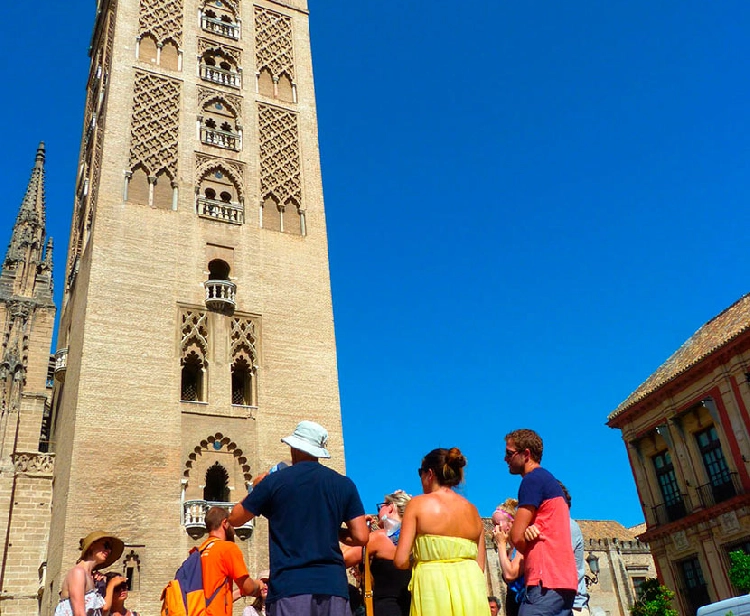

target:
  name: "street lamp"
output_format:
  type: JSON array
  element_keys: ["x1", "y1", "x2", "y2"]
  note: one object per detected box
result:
[{"x1": 585, "y1": 552, "x2": 600, "y2": 588}]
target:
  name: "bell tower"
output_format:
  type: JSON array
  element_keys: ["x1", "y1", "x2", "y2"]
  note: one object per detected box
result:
[
  {"x1": 0, "y1": 143, "x2": 56, "y2": 615},
  {"x1": 41, "y1": 0, "x2": 344, "y2": 614}
]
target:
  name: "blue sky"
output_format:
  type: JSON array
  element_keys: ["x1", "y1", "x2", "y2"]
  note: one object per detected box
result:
[{"x1": 3, "y1": 1, "x2": 750, "y2": 526}]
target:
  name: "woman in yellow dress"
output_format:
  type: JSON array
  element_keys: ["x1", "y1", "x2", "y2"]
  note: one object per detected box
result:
[{"x1": 393, "y1": 447, "x2": 490, "y2": 616}]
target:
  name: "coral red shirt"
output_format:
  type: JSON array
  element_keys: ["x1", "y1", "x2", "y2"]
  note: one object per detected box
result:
[{"x1": 517, "y1": 467, "x2": 577, "y2": 590}]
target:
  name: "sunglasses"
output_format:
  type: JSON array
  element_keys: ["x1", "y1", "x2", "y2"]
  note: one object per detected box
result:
[
  {"x1": 504, "y1": 449, "x2": 521, "y2": 459},
  {"x1": 115, "y1": 583, "x2": 128, "y2": 593},
  {"x1": 376, "y1": 502, "x2": 387, "y2": 511}
]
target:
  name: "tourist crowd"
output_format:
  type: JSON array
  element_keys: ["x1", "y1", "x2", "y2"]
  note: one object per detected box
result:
[{"x1": 54, "y1": 424, "x2": 586, "y2": 616}]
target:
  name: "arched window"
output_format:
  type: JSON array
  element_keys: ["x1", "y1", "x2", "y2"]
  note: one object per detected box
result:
[
  {"x1": 208, "y1": 259, "x2": 230, "y2": 280},
  {"x1": 205, "y1": 260, "x2": 236, "y2": 311},
  {"x1": 181, "y1": 351, "x2": 205, "y2": 401},
  {"x1": 231, "y1": 356, "x2": 254, "y2": 406},
  {"x1": 203, "y1": 461, "x2": 230, "y2": 502}
]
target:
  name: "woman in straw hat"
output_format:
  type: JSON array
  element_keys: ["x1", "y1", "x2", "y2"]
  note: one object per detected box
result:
[{"x1": 54, "y1": 530, "x2": 126, "y2": 616}]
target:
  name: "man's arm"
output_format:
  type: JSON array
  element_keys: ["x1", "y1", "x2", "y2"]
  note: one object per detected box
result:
[
  {"x1": 229, "y1": 501, "x2": 255, "y2": 527},
  {"x1": 510, "y1": 505, "x2": 536, "y2": 554},
  {"x1": 341, "y1": 515, "x2": 369, "y2": 547},
  {"x1": 235, "y1": 575, "x2": 261, "y2": 597}
]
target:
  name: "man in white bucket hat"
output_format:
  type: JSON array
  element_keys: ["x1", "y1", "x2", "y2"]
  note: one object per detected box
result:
[{"x1": 230, "y1": 421, "x2": 368, "y2": 616}]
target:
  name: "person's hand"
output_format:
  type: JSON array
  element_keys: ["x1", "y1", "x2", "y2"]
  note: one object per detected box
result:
[
  {"x1": 252, "y1": 472, "x2": 269, "y2": 487},
  {"x1": 524, "y1": 524, "x2": 541, "y2": 542},
  {"x1": 365, "y1": 514, "x2": 380, "y2": 531},
  {"x1": 493, "y1": 524, "x2": 509, "y2": 546}
]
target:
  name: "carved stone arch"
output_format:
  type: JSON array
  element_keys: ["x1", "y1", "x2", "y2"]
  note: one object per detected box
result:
[
  {"x1": 197, "y1": 88, "x2": 243, "y2": 124},
  {"x1": 201, "y1": 0, "x2": 238, "y2": 21},
  {"x1": 201, "y1": 95, "x2": 240, "y2": 123},
  {"x1": 195, "y1": 160, "x2": 245, "y2": 202},
  {"x1": 182, "y1": 432, "x2": 252, "y2": 484},
  {"x1": 198, "y1": 39, "x2": 241, "y2": 67}
]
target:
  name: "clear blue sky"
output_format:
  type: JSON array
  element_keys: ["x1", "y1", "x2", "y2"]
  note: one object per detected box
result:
[{"x1": 2, "y1": 1, "x2": 750, "y2": 526}]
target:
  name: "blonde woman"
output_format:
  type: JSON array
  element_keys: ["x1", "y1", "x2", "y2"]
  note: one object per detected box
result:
[
  {"x1": 343, "y1": 490, "x2": 413, "y2": 616},
  {"x1": 492, "y1": 498, "x2": 525, "y2": 616}
]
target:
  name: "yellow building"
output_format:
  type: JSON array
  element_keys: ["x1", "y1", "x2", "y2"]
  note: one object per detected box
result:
[{"x1": 608, "y1": 293, "x2": 750, "y2": 615}]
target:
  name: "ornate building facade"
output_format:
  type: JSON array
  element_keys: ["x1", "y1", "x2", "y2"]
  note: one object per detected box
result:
[
  {"x1": 0, "y1": 0, "x2": 343, "y2": 614},
  {"x1": 608, "y1": 294, "x2": 750, "y2": 615},
  {"x1": 0, "y1": 144, "x2": 56, "y2": 614}
]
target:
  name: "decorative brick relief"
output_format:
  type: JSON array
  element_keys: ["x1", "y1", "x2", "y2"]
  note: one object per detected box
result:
[
  {"x1": 254, "y1": 6, "x2": 295, "y2": 81},
  {"x1": 180, "y1": 310, "x2": 208, "y2": 358},
  {"x1": 258, "y1": 104, "x2": 301, "y2": 208},
  {"x1": 195, "y1": 154, "x2": 245, "y2": 201},
  {"x1": 13, "y1": 452, "x2": 54, "y2": 476},
  {"x1": 197, "y1": 87, "x2": 243, "y2": 124},
  {"x1": 183, "y1": 433, "x2": 252, "y2": 482},
  {"x1": 129, "y1": 71, "x2": 180, "y2": 178},
  {"x1": 198, "y1": 39, "x2": 241, "y2": 67},
  {"x1": 231, "y1": 317, "x2": 258, "y2": 368},
  {"x1": 139, "y1": 0, "x2": 183, "y2": 45}
]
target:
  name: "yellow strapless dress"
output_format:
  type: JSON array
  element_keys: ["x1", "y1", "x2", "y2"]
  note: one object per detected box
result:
[{"x1": 409, "y1": 534, "x2": 491, "y2": 616}]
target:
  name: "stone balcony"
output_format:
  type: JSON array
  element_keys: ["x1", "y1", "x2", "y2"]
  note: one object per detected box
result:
[
  {"x1": 201, "y1": 127, "x2": 240, "y2": 151},
  {"x1": 201, "y1": 15, "x2": 239, "y2": 40},
  {"x1": 183, "y1": 499, "x2": 254, "y2": 540},
  {"x1": 54, "y1": 348, "x2": 68, "y2": 382},
  {"x1": 197, "y1": 197, "x2": 243, "y2": 225},
  {"x1": 200, "y1": 64, "x2": 240, "y2": 88},
  {"x1": 205, "y1": 279, "x2": 236, "y2": 310}
]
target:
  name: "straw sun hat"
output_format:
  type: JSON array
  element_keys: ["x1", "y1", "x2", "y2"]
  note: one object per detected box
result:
[{"x1": 78, "y1": 531, "x2": 124, "y2": 569}]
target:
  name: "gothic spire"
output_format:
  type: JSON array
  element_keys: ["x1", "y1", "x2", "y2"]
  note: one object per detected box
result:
[{"x1": 1, "y1": 143, "x2": 51, "y2": 299}]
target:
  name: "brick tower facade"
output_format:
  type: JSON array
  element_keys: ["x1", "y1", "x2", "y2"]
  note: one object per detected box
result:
[
  {"x1": 38, "y1": 0, "x2": 344, "y2": 614},
  {"x1": 0, "y1": 144, "x2": 56, "y2": 614}
]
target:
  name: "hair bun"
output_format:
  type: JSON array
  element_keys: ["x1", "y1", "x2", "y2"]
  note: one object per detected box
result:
[{"x1": 447, "y1": 447, "x2": 466, "y2": 468}]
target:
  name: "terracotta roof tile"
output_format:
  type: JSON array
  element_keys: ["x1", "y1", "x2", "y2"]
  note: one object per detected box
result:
[
  {"x1": 609, "y1": 292, "x2": 750, "y2": 420},
  {"x1": 576, "y1": 520, "x2": 639, "y2": 542}
]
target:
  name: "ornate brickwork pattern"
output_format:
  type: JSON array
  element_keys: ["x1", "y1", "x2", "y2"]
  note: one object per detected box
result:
[
  {"x1": 129, "y1": 71, "x2": 180, "y2": 178},
  {"x1": 12, "y1": 452, "x2": 54, "y2": 476},
  {"x1": 254, "y1": 6, "x2": 295, "y2": 80},
  {"x1": 258, "y1": 104, "x2": 301, "y2": 207},
  {"x1": 180, "y1": 310, "x2": 208, "y2": 359},
  {"x1": 230, "y1": 317, "x2": 258, "y2": 368},
  {"x1": 198, "y1": 39, "x2": 241, "y2": 66},
  {"x1": 197, "y1": 87, "x2": 242, "y2": 123},
  {"x1": 183, "y1": 432, "x2": 252, "y2": 481},
  {"x1": 139, "y1": 0, "x2": 184, "y2": 45},
  {"x1": 195, "y1": 154, "x2": 245, "y2": 201}
]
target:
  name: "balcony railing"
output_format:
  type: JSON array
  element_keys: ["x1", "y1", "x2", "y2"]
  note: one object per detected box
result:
[
  {"x1": 54, "y1": 348, "x2": 68, "y2": 382},
  {"x1": 205, "y1": 279, "x2": 236, "y2": 310},
  {"x1": 183, "y1": 499, "x2": 254, "y2": 539},
  {"x1": 201, "y1": 15, "x2": 239, "y2": 40},
  {"x1": 200, "y1": 64, "x2": 240, "y2": 88},
  {"x1": 197, "y1": 197, "x2": 244, "y2": 225},
  {"x1": 652, "y1": 493, "x2": 692, "y2": 525},
  {"x1": 697, "y1": 472, "x2": 743, "y2": 508},
  {"x1": 201, "y1": 127, "x2": 239, "y2": 150}
]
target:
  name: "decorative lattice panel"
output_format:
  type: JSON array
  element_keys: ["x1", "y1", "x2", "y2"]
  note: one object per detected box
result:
[
  {"x1": 231, "y1": 317, "x2": 258, "y2": 367},
  {"x1": 180, "y1": 310, "x2": 208, "y2": 358},
  {"x1": 139, "y1": 0, "x2": 184, "y2": 45},
  {"x1": 129, "y1": 71, "x2": 180, "y2": 178},
  {"x1": 258, "y1": 104, "x2": 301, "y2": 207},
  {"x1": 254, "y1": 6, "x2": 295, "y2": 80}
]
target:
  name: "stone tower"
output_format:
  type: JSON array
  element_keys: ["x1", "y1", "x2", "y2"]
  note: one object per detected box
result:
[
  {"x1": 0, "y1": 143, "x2": 56, "y2": 614},
  {"x1": 41, "y1": 0, "x2": 343, "y2": 614}
]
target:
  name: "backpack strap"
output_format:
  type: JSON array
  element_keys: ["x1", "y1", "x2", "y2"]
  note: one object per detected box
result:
[{"x1": 199, "y1": 539, "x2": 231, "y2": 607}]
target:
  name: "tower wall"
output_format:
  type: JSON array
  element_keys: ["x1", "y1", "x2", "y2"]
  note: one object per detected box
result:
[{"x1": 43, "y1": 0, "x2": 343, "y2": 614}]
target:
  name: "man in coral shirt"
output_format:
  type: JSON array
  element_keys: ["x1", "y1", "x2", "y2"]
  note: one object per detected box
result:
[
  {"x1": 200, "y1": 507, "x2": 262, "y2": 616},
  {"x1": 505, "y1": 429, "x2": 577, "y2": 616}
]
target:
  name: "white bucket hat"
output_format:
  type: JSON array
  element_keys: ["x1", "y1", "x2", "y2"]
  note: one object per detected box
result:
[{"x1": 281, "y1": 420, "x2": 331, "y2": 458}]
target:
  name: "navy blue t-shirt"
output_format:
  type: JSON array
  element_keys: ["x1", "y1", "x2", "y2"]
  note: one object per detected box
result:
[{"x1": 241, "y1": 461, "x2": 365, "y2": 603}]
